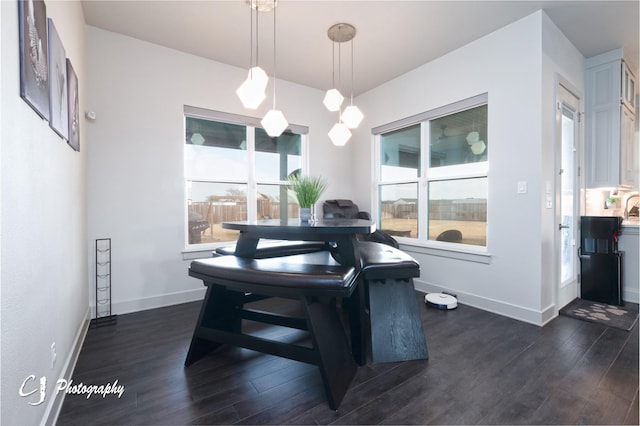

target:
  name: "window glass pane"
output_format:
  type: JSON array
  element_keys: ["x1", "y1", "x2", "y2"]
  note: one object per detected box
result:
[
  {"x1": 185, "y1": 117, "x2": 248, "y2": 180},
  {"x1": 256, "y1": 184, "x2": 299, "y2": 220},
  {"x1": 187, "y1": 181, "x2": 247, "y2": 244},
  {"x1": 428, "y1": 177, "x2": 487, "y2": 246},
  {"x1": 379, "y1": 183, "x2": 418, "y2": 238},
  {"x1": 430, "y1": 105, "x2": 487, "y2": 168},
  {"x1": 255, "y1": 129, "x2": 302, "y2": 181},
  {"x1": 380, "y1": 124, "x2": 421, "y2": 180}
]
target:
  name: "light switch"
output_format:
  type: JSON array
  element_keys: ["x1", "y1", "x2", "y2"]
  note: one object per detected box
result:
[
  {"x1": 545, "y1": 195, "x2": 553, "y2": 209},
  {"x1": 517, "y1": 181, "x2": 528, "y2": 194}
]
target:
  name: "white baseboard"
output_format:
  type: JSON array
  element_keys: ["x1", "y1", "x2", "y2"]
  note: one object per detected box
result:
[
  {"x1": 414, "y1": 278, "x2": 549, "y2": 326},
  {"x1": 98, "y1": 287, "x2": 206, "y2": 317},
  {"x1": 624, "y1": 288, "x2": 639, "y2": 304},
  {"x1": 42, "y1": 307, "x2": 91, "y2": 426}
]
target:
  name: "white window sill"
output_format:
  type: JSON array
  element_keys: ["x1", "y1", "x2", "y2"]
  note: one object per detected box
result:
[
  {"x1": 397, "y1": 240, "x2": 491, "y2": 264},
  {"x1": 182, "y1": 248, "x2": 217, "y2": 260}
]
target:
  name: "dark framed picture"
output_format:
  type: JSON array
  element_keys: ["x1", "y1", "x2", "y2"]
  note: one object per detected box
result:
[
  {"x1": 66, "y1": 59, "x2": 80, "y2": 152},
  {"x1": 18, "y1": 0, "x2": 49, "y2": 120},
  {"x1": 48, "y1": 18, "x2": 68, "y2": 139}
]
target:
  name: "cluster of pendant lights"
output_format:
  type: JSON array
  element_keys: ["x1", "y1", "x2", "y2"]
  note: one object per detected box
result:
[
  {"x1": 236, "y1": 0, "x2": 288, "y2": 137},
  {"x1": 236, "y1": 2, "x2": 362, "y2": 144},
  {"x1": 324, "y1": 23, "x2": 363, "y2": 146}
]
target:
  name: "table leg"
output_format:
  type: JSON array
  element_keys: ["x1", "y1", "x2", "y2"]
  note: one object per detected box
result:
[
  {"x1": 185, "y1": 284, "x2": 244, "y2": 366},
  {"x1": 333, "y1": 235, "x2": 367, "y2": 366},
  {"x1": 348, "y1": 275, "x2": 368, "y2": 366},
  {"x1": 302, "y1": 295, "x2": 357, "y2": 410},
  {"x1": 233, "y1": 233, "x2": 260, "y2": 258}
]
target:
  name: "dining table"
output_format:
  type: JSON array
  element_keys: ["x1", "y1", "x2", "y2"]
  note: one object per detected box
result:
[{"x1": 222, "y1": 217, "x2": 376, "y2": 365}]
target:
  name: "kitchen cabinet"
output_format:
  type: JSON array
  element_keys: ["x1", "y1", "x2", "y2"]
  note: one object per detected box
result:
[
  {"x1": 585, "y1": 48, "x2": 637, "y2": 189},
  {"x1": 619, "y1": 224, "x2": 639, "y2": 304}
]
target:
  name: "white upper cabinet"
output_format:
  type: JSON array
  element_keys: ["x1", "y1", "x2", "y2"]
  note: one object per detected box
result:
[{"x1": 585, "y1": 48, "x2": 637, "y2": 189}]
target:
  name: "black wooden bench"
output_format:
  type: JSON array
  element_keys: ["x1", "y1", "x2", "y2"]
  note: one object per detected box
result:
[
  {"x1": 185, "y1": 251, "x2": 359, "y2": 410},
  {"x1": 358, "y1": 241, "x2": 429, "y2": 363}
]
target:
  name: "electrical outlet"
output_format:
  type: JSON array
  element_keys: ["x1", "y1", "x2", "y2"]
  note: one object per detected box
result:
[
  {"x1": 517, "y1": 181, "x2": 528, "y2": 194},
  {"x1": 51, "y1": 342, "x2": 56, "y2": 369}
]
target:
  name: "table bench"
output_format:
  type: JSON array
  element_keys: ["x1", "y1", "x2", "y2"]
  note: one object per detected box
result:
[
  {"x1": 185, "y1": 251, "x2": 359, "y2": 410},
  {"x1": 358, "y1": 241, "x2": 429, "y2": 363}
]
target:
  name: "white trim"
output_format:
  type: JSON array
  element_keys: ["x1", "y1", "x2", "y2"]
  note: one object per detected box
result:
[
  {"x1": 184, "y1": 105, "x2": 309, "y2": 135},
  {"x1": 42, "y1": 308, "x2": 91, "y2": 426},
  {"x1": 374, "y1": 97, "x2": 489, "y2": 251},
  {"x1": 183, "y1": 113, "x2": 308, "y2": 251},
  {"x1": 401, "y1": 242, "x2": 491, "y2": 264},
  {"x1": 372, "y1": 93, "x2": 488, "y2": 135},
  {"x1": 414, "y1": 278, "x2": 550, "y2": 326},
  {"x1": 92, "y1": 288, "x2": 206, "y2": 318},
  {"x1": 554, "y1": 75, "x2": 583, "y2": 312},
  {"x1": 182, "y1": 248, "x2": 217, "y2": 260}
]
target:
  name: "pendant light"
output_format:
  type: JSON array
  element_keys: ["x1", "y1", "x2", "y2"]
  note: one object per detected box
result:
[
  {"x1": 341, "y1": 36, "x2": 364, "y2": 129},
  {"x1": 260, "y1": 2, "x2": 288, "y2": 137},
  {"x1": 328, "y1": 119, "x2": 352, "y2": 146},
  {"x1": 323, "y1": 41, "x2": 343, "y2": 112},
  {"x1": 236, "y1": 0, "x2": 269, "y2": 109},
  {"x1": 325, "y1": 23, "x2": 360, "y2": 146}
]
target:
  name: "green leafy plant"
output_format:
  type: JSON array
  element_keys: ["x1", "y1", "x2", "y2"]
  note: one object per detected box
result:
[{"x1": 288, "y1": 175, "x2": 327, "y2": 208}]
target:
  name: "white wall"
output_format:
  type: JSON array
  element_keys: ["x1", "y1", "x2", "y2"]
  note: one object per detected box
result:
[
  {"x1": 1, "y1": 1, "x2": 88, "y2": 424},
  {"x1": 85, "y1": 26, "x2": 355, "y2": 315},
  {"x1": 353, "y1": 11, "x2": 584, "y2": 325}
]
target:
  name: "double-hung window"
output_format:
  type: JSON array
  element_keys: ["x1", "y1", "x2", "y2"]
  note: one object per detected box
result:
[
  {"x1": 184, "y1": 106, "x2": 308, "y2": 248},
  {"x1": 374, "y1": 94, "x2": 488, "y2": 248}
]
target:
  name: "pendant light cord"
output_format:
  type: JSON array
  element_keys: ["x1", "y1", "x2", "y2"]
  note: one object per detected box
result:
[
  {"x1": 255, "y1": 2, "x2": 259, "y2": 69},
  {"x1": 337, "y1": 30, "x2": 341, "y2": 97},
  {"x1": 331, "y1": 41, "x2": 336, "y2": 88},
  {"x1": 337, "y1": 26, "x2": 342, "y2": 121},
  {"x1": 272, "y1": 5, "x2": 277, "y2": 109},
  {"x1": 249, "y1": 0, "x2": 254, "y2": 75},
  {"x1": 350, "y1": 39, "x2": 354, "y2": 105}
]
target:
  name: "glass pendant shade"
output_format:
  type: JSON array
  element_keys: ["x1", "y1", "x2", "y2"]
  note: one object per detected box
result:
[
  {"x1": 323, "y1": 88, "x2": 344, "y2": 112},
  {"x1": 466, "y1": 131, "x2": 480, "y2": 145},
  {"x1": 261, "y1": 109, "x2": 288, "y2": 137},
  {"x1": 237, "y1": 66, "x2": 268, "y2": 109},
  {"x1": 328, "y1": 122, "x2": 351, "y2": 146},
  {"x1": 342, "y1": 105, "x2": 363, "y2": 129}
]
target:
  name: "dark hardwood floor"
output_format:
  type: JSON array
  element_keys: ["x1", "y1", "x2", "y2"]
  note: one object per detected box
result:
[{"x1": 58, "y1": 293, "x2": 639, "y2": 425}]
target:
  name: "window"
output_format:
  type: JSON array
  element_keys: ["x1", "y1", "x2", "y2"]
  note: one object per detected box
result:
[
  {"x1": 184, "y1": 107, "x2": 307, "y2": 247},
  {"x1": 374, "y1": 95, "x2": 488, "y2": 248}
]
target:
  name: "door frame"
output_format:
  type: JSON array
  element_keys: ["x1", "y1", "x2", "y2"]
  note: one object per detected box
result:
[{"x1": 554, "y1": 76, "x2": 584, "y2": 311}]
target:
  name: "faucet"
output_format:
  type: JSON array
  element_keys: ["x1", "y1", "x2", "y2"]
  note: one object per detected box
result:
[{"x1": 624, "y1": 194, "x2": 639, "y2": 220}]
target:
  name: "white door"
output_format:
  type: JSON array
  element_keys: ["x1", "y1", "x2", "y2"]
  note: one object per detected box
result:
[{"x1": 556, "y1": 84, "x2": 580, "y2": 309}]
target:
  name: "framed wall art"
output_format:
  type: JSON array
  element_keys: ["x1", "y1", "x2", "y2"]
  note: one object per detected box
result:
[
  {"x1": 66, "y1": 59, "x2": 80, "y2": 152},
  {"x1": 48, "y1": 18, "x2": 69, "y2": 139},
  {"x1": 18, "y1": 0, "x2": 50, "y2": 120}
]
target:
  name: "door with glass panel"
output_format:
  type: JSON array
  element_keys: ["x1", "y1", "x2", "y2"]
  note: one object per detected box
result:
[{"x1": 556, "y1": 84, "x2": 580, "y2": 309}]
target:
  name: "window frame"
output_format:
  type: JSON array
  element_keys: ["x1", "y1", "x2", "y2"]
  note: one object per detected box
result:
[
  {"x1": 183, "y1": 106, "x2": 309, "y2": 252},
  {"x1": 373, "y1": 94, "x2": 489, "y2": 255}
]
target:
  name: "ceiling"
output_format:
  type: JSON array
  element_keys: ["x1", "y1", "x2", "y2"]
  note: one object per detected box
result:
[{"x1": 81, "y1": 1, "x2": 639, "y2": 96}]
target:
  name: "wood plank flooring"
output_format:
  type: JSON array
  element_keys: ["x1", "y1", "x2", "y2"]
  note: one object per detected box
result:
[{"x1": 58, "y1": 294, "x2": 639, "y2": 425}]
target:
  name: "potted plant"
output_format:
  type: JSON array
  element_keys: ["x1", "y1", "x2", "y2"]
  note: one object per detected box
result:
[
  {"x1": 606, "y1": 194, "x2": 620, "y2": 209},
  {"x1": 288, "y1": 174, "x2": 327, "y2": 222}
]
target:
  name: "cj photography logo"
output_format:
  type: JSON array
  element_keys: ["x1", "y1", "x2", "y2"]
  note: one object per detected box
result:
[{"x1": 19, "y1": 375, "x2": 125, "y2": 406}]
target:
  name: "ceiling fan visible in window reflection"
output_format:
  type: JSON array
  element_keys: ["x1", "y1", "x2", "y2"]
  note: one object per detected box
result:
[{"x1": 435, "y1": 124, "x2": 448, "y2": 144}]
